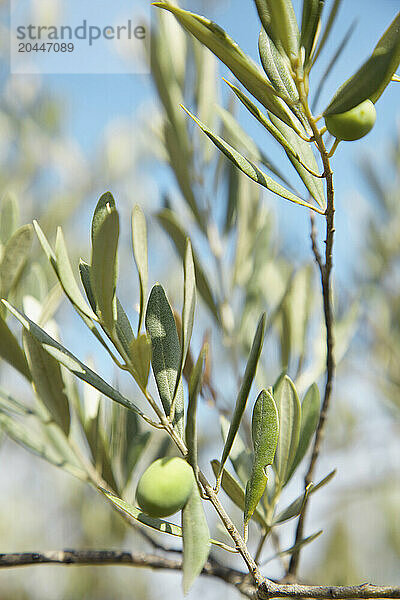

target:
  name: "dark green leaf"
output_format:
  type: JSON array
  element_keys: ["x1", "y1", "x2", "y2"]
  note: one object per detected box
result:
[
  {"x1": 216, "y1": 313, "x2": 266, "y2": 488},
  {"x1": 0, "y1": 225, "x2": 33, "y2": 298},
  {"x1": 182, "y1": 483, "x2": 210, "y2": 594},
  {"x1": 115, "y1": 298, "x2": 135, "y2": 356},
  {"x1": 23, "y1": 330, "x2": 70, "y2": 436},
  {"x1": 244, "y1": 389, "x2": 279, "y2": 526},
  {"x1": 300, "y1": 0, "x2": 325, "y2": 65},
  {"x1": 0, "y1": 312, "x2": 31, "y2": 380},
  {"x1": 324, "y1": 12, "x2": 400, "y2": 115},
  {"x1": 132, "y1": 205, "x2": 148, "y2": 334},
  {"x1": 220, "y1": 414, "x2": 253, "y2": 486},
  {"x1": 129, "y1": 334, "x2": 152, "y2": 389},
  {"x1": 90, "y1": 206, "x2": 119, "y2": 331},
  {"x1": 145, "y1": 284, "x2": 184, "y2": 437}
]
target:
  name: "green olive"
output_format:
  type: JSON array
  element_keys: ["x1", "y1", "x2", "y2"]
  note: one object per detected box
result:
[
  {"x1": 136, "y1": 457, "x2": 194, "y2": 518},
  {"x1": 324, "y1": 99, "x2": 376, "y2": 141}
]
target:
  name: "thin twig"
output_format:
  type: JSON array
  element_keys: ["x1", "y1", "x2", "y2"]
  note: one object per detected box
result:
[{"x1": 288, "y1": 81, "x2": 336, "y2": 577}]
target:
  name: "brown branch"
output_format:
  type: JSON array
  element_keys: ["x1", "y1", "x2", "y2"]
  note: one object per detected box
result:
[
  {"x1": 1, "y1": 550, "x2": 400, "y2": 600},
  {"x1": 288, "y1": 98, "x2": 336, "y2": 577}
]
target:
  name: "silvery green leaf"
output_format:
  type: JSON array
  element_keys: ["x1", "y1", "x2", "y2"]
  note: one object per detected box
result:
[
  {"x1": 90, "y1": 205, "x2": 119, "y2": 331},
  {"x1": 0, "y1": 388, "x2": 32, "y2": 416},
  {"x1": 182, "y1": 483, "x2": 210, "y2": 594},
  {"x1": 0, "y1": 224, "x2": 33, "y2": 298},
  {"x1": 156, "y1": 209, "x2": 219, "y2": 323},
  {"x1": 154, "y1": 2, "x2": 297, "y2": 128},
  {"x1": 244, "y1": 390, "x2": 279, "y2": 526},
  {"x1": 258, "y1": 29, "x2": 299, "y2": 102},
  {"x1": 254, "y1": 0, "x2": 300, "y2": 63},
  {"x1": 91, "y1": 191, "x2": 116, "y2": 243},
  {"x1": 79, "y1": 260, "x2": 97, "y2": 313},
  {"x1": 273, "y1": 375, "x2": 301, "y2": 488},
  {"x1": 216, "y1": 313, "x2": 266, "y2": 488},
  {"x1": 182, "y1": 106, "x2": 319, "y2": 212},
  {"x1": 0, "y1": 192, "x2": 19, "y2": 245},
  {"x1": 269, "y1": 113, "x2": 325, "y2": 208},
  {"x1": 0, "y1": 312, "x2": 31, "y2": 380},
  {"x1": 132, "y1": 205, "x2": 148, "y2": 334},
  {"x1": 186, "y1": 346, "x2": 206, "y2": 472},
  {"x1": 3, "y1": 300, "x2": 147, "y2": 421},
  {"x1": 54, "y1": 227, "x2": 98, "y2": 321},
  {"x1": 115, "y1": 298, "x2": 135, "y2": 356},
  {"x1": 324, "y1": 12, "x2": 400, "y2": 115},
  {"x1": 286, "y1": 383, "x2": 320, "y2": 480},
  {"x1": 145, "y1": 284, "x2": 184, "y2": 437},
  {"x1": 23, "y1": 330, "x2": 71, "y2": 436}
]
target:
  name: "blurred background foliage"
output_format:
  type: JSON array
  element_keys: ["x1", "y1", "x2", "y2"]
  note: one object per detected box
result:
[{"x1": 0, "y1": 0, "x2": 399, "y2": 598}]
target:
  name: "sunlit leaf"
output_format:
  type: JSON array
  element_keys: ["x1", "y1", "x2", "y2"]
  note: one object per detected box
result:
[
  {"x1": 300, "y1": 0, "x2": 325, "y2": 65},
  {"x1": 0, "y1": 192, "x2": 19, "y2": 245},
  {"x1": 0, "y1": 225, "x2": 33, "y2": 298},
  {"x1": 286, "y1": 383, "x2": 320, "y2": 480},
  {"x1": 258, "y1": 28, "x2": 299, "y2": 102},
  {"x1": 273, "y1": 375, "x2": 301, "y2": 488},
  {"x1": 220, "y1": 414, "x2": 253, "y2": 486},
  {"x1": 145, "y1": 284, "x2": 184, "y2": 437},
  {"x1": 132, "y1": 205, "x2": 148, "y2": 334},
  {"x1": 254, "y1": 0, "x2": 300, "y2": 63},
  {"x1": 129, "y1": 334, "x2": 152, "y2": 389}
]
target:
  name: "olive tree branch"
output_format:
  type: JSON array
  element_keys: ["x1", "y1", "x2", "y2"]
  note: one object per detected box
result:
[
  {"x1": 2, "y1": 551, "x2": 400, "y2": 600},
  {"x1": 287, "y1": 84, "x2": 336, "y2": 577}
]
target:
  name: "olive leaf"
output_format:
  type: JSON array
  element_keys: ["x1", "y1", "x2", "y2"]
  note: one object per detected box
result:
[
  {"x1": 182, "y1": 483, "x2": 211, "y2": 594},
  {"x1": 258, "y1": 28, "x2": 299, "y2": 103},
  {"x1": 145, "y1": 284, "x2": 184, "y2": 437},
  {"x1": 244, "y1": 389, "x2": 279, "y2": 527},
  {"x1": 254, "y1": 0, "x2": 300, "y2": 64},
  {"x1": 300, "y1": 0, "x2": 325, "y2": 66},
  {"x1": 131, "y1": 205, "x2": 148, "y2": 334},
  {"x1": 3, "y1": 300, "x2": 148, "y2": 422},
  {"x1": 182, "y1": 106, "x2": 321, "y2": 213},
  {"x1": 0, "y1": 224, "x2": 33, "y2": 298},
  {"x1": 129, "y1": 334, "x2": 152, "y2": 390},
  {"x1": 186, "y1": 346, "x2": 206, "y2": 473},
  {"x1": 311, "y1": 0, "x2": 342, "y2": 65},
  {"x1": 220, "y1": 414, "x2": 253, "y2": 486},
  {"x1": 324, "y1": 12, "x2": 400, "y2": 115},
  {"x1": 174, "y1": 239, "x2": 196, "y2": 401},
  {"x1": 115, "y1": 298, "x2": 135, "y2": 356},
  {"x1": 216, "y1": 313, "x2": 266, "y2": 489},
  {"x1": 264, "y1": 530, "x2": 323, "y2": 564},
  {"x1": 23, "y1": 330, "x2": 71, "y2": 436},
  {"x1": 273, "y1": 375, "x2": 301, "y2": 489},
  {"x1": 156, "y1": 209, "x2": 219, "y2": 323},
  {"x1": 153, "y1": 2, "x2": 298, "y2": 128},
  {"x1": 0, "y1": 312, "x2": 31, "y2": 380},
  {"x1": 90, "y1": 202, "x2": 119, "y2": 331},
  {"x1": 286, "y1": 383, "x2": 320, "y2": 481}
]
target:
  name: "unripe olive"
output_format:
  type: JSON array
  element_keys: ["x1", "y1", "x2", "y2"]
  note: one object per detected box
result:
[
  {"x1": 324, "y1": 99, "x2": 376, "y2": 141},
  {"x1": 136, "y1": 457, "x2": 194, "y2": 518}
]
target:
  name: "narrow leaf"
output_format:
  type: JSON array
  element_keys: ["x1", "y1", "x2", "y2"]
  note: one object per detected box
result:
[
  {"x1": 186, "y1": 346, "x2": 206, "y2": 472},
  {"x1": 0, "y1": 225, "x2": 33, "y2": 298},
  {"x1": 273, "y1": 375, "x2": 301, "y2": 488},
  {"x1": 182, "y1": 106, "x2": 319, "y2": 212},
  {"x1": 156, "y1": 209, "x2": 220, "y2": 323},
  {"x1": 91, "y1": 191, "x2": 116, "y2": 243},
  {"x1": 286, "y1": 383, "x2": 320, "y2": 480},
  {"x1": 3, "y1": 301, "x2": 147, "y2": 421},
  {"x1": 129, "y1": 334, "x2": 152, "y2": 389},
  {"x1": 265, "y1": 530, "x2": 323, "y2": 563},
  {"x1": 216, "y1": 313, "x2": 266, "y2": 487},
  {"x1": 312, "y1": 0, "x2": 342, "y2": 64},
  {"x1": 23, "y1": 330, "x2": 71, "y2": 436},
  {"x1": 115, "y1": 298, "x2": 135, "y2": 356},
  {"x1": 258, "y1": 28, "x2": 299, "y2": 102},
  {"x1": 90, "y1": 206, "x2": 119, "y2": 331},
  {"x1": 324, "y1": 12, "x2": 400, "y2": 115},
  {"x1": 55, "y1": 227, "x2": 97, "y2": 320},
  {"x1": 132, "y1": 205, "x2": 148, "y2": 334},
  {"x1": 300, "y1": 0, "x2": 325, "y2": 65},
  {"x1": 220, "y1": 414, "x2": 253, "y2": 486},
  {"x1": 145, "y1": 284, "x2": 184, "y2": 437},
  {"x1": 244, "y1": 389, "x2": 279, "y2": 526},
  {"x1": 0, "y1": 312, "x2": 31, "y2": 380},
  {"x1": 0, "y1": 192, "x2": 19, "y2": 245},
  {"x1": 182, "y1": 483, "x2": 210, "y2": 594},
  {"x1": 154, "y1": 2, "x2": 297, "y2": 128},
  {"x1": 254, "y1": 0, "x2": 300, "y2": 62}
]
